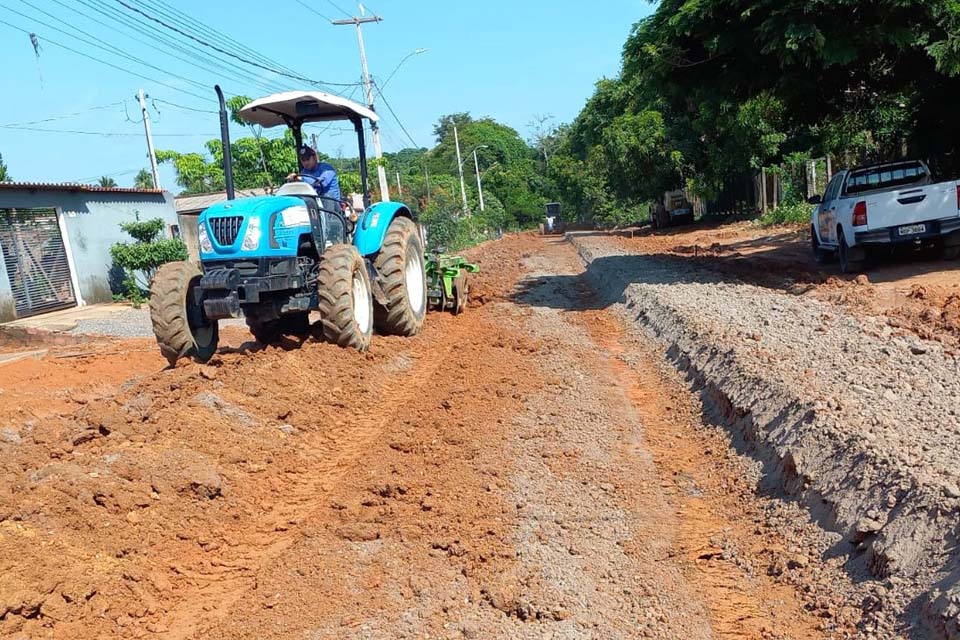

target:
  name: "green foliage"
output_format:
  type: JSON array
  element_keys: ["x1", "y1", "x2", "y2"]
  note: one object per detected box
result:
[
  {"x1": 133, "y1": 168, "x2": 155, "y2": 190},
  {"x1": 98, "y1": 176, "x2": 118, "y2": 188},
  {"x1": 547, "y1": 0, "x2": 960, "y2": 226},
  {"x1": 120, "y1": 218, "x2": 165, "y2": 243},
  {"x1": 0, "y1": 153, "x2": 10, "y2": 182},
  {"x1": 110, "y1": 216, "x2": 187, "y2": 305},
  {"x1": 757, "y1": 202, "x2": 812, "y2": 227}
]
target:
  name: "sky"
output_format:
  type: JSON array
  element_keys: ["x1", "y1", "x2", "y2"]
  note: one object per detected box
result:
[{"x1": 0, "y1": 0, "x2": 652, "y2": 192}]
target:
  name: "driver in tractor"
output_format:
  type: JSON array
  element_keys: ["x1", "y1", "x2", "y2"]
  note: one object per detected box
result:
[{"x1": 286, "y1": 146, "x2": 341, "y2": 201}]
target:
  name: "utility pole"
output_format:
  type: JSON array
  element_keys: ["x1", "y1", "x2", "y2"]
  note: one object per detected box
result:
[
  {"x1": 310, "y1": 133, "x2": 318, "y2": 151},
  {"x1": 137, "y1": 89, "x2": 161, "y2": 190},
  {"x1": 396, "y1": 170, "x2": 402, "y2": 195},
  {"x1": 473, "y1": 149, "x2": 485, "y2": 212},
  {"x1": 454, "y1": 124, "x2": 468, "y2": 212},
  {"x1": 333, "y1": 12, "x2": 390, "y2": 201}
]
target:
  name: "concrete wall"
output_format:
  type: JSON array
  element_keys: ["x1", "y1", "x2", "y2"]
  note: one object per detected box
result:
[{"x1": 0, "y1": 189, "x2": 178, "y2": 319}]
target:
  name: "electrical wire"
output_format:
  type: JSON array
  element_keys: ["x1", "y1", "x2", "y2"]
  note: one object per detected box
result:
[
  {"x1": 0, "y1": 124, "x2": 217, "y2": 137},
  {"x1": 136, "y1": 0, "x2": 308, "y2": 82},
  {"x1": 325, "y1": 0, "x2": 353, "y2": 18},
  {"x1": 113, "y1": 0, "x2": 360, "y2": 89},
  {"x1": 372, "y1": 82, "x2": 421, "y2": 149},
  {"x1": 50, "y1": 0, "x2": 294, "y2": 96},
  {"x1": 0, "y1": 1, "x2": 212, "y2": 93},
  {"x1": 151, "y1": 99, "x2": 218, "y2": 114},
  {"x1": 0, "y1": 16, "x2": 212, "y2": 101},
  {"x1": 292, "y1": 0, "x2": 334, "y2": 23},
  {"x1": 0, "y1": 102, "x2": 124, "y2": 127}
]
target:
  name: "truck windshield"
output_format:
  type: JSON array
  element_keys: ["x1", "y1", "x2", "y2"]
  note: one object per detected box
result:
[{"x1": 844, "y1": 162, "x2": 929, "y2": 196}]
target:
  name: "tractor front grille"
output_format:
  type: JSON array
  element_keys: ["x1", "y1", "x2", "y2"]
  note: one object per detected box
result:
[{"x1": 209, "y1": 216, "x2": 244, "y2": 246}]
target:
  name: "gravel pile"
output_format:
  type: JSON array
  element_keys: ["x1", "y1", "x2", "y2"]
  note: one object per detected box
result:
[
  {"x1": 569, "y1": 232, "x2": 960, "y2": 638},
  {"x1": 68, "y1": 308, "x2": 246, "y2": 338},
  {"x1": 69, "y1": 308, "x2": 155, "y2": 338}
]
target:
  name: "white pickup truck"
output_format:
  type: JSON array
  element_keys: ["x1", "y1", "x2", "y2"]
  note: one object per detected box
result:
[{"x1": 809, "y1": 160, "x2": 960, "y2": 273}]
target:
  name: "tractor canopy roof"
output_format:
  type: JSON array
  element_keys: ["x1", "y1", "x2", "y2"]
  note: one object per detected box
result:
[{"x1": 239, "y1": 91, "x2": 379, "y2": 128}]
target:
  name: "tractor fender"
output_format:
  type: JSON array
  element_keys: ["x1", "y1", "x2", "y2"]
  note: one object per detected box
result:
[{"x1": 353, "y1": 201, "x2": 415, "y2": 257}]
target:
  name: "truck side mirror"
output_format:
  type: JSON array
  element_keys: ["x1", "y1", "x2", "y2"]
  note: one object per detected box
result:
[{"x1": 807, "y1": 194, "x2": 822, "y2": 205}]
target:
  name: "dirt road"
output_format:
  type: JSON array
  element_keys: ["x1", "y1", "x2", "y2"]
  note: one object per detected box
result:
[{"x1": 1, "y1": 233, "x2": 893, "y2": 638}]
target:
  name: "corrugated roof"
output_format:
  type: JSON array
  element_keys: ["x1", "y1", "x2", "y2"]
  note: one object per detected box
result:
[
  {"x1": 175, "y1": 187, "x2": 272, "y2": 213},
  {"x1": 0, "y1": 181, "x2": 165, "y2": 195}
]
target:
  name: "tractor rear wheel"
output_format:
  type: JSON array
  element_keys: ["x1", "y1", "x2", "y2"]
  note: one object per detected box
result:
[
  {"x1": 373, "y1": 217, "x2": 427, "y2": 336},
  {"x1": 317, "y1": 245, "x2": 373, "y2": 351},
  {"x1": 246, "y1": 313, "x2": 310, "y2": 344},
  {"x1": 149, "y1": 261, "x2": 219, "y2": 366}
]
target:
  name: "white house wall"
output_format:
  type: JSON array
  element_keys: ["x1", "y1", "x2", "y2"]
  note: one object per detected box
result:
[{"x1": 0, "y1": 189, "x2": 178, "y2": 322}]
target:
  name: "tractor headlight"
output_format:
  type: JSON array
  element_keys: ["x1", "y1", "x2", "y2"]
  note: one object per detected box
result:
[
  {"x1": 198, "y1": 223, "x2": 214, "y2": 254},
  {"x1": 279, "y1": 205, "x2": 310, "y2": 228},
  {"x1": 241, "y1": 217, "x2": 262, "y2": 251}
]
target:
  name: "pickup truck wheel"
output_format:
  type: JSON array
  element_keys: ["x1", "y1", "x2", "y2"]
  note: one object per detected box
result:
[
  {"x1": 838, "y1": 230, "x2": 865, "y2": 274},
  {"x1": 941, "y1": 232, "x2": 960, "y2": 260},
  {"x1": 810, "y1": 226, "x2": 833, "y2": 265}
]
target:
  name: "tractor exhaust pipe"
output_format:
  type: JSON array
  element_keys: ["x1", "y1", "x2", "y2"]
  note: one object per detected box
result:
[{"x1": 215, "y1": 85, "x2": 235, "y2": 200}]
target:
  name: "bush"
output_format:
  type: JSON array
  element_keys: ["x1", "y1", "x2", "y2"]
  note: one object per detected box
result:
[
  {"x1": 757, "y1": 202, "x2": 812, "y2": 227},
  {"x1": 110, "y1": 216, "x2": 187, "y2": 306}
]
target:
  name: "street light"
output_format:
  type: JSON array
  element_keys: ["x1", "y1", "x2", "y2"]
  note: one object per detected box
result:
[{"x1": 380, "y1": 48, "x2": 428, "y2": 91}]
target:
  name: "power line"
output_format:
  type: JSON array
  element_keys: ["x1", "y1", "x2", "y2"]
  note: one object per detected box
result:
[
  {"x1": 49, "y1": 0, "x2": 293, "y2": 96},
  {"x1": 0, "y1": 102, "x2": 124, "y2": 127},
  {"x1": 0, "y1": 124, "x2": 217, "y2": 137},
  {"x1": 113, "y1": 0, "x2": 359, "y2": 90},
  {"x1": 136, "y1": 0, "x2": 308, "y2": 82},
  {"x1": 373, "y1": 82, "x2": 421, "y2": 149},
  {"x1": 325, "y1": 0, "x2": 352, "y2": 18},
  {"x1": 0, "y1": 16, "x2": 212, "y2": 102},
  {"x1": 151, "y1": 99, "x2": 218, "y2": 115},
  {"x1": 0, "y1": 1, "x2": 214, "y2": 92},
  {"x1": 292, "y1": 0, "x2": 334, "y2": 23}
]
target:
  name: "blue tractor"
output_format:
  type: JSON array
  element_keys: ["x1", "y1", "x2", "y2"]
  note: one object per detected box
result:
[{"x1": 149, "y1": 89, "x2": 426, "y2": 365}]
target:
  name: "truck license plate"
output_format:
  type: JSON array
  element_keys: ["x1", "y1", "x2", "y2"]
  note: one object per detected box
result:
[{"x1": 898, "y1": 224, "x2": 927, "y2": 236}]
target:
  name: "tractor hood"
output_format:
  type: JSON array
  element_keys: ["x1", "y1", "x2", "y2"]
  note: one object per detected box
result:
[{"x1": 198, "y1": 194, "x2": 310, "y2": 259}]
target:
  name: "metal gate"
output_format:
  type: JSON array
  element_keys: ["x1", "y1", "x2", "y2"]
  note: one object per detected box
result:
[{"x1": 0, "y1": 208, "x2": 76, "y2": 318}]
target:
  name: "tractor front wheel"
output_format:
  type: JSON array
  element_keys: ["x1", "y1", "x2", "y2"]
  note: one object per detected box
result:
[
  {"x1": 317, "y1": 245, "x2": 373, "y2": 351},
  {"x1": 149, "y1": 261, "x2": 219, "y2": 366},
  {"x1": 373, "y1": 217, "x2": 427, "y2": 336}
]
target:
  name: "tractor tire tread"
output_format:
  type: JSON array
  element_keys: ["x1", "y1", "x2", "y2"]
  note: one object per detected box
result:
[
  {"x1": 149, "y1": 261, "x2": 217, "y2": 366},
  {"x1": 373, "y1": 217, "x2": 426, "y2": 336},
  {"x1": 317, "y1": 244, "x2": 371, "y2": 351}
]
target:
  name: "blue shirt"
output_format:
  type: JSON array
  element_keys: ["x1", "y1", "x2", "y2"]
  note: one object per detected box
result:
[{"x1": 300, "y1": 162, "x2": 341, "y2": 200}]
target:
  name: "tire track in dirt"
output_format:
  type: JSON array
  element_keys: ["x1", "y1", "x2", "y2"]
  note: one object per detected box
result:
[{"x1": 154, "y1": 333, "x2": 466, "y2": 638}]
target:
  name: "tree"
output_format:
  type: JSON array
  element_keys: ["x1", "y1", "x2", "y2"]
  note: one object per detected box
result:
[
  {"x1": 134, "y1": 169, "x2": 155, "y2": 190},
  {"x1": 0, "y1": 153, "x2": 10, "y2": 182},
  {"x1": 98, "y1": 176, "x2": 118, "y2": 188},
  {"x1": 110, "y1": 217, "x2": 187, "y2": 305}
]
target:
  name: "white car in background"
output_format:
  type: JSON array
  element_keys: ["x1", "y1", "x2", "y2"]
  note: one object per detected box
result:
[{"x1": 809, "y1": 160, "x2": 960, "y2": 273}]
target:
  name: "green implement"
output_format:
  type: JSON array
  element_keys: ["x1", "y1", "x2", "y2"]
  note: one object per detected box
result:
[{"x1": 426, "y1": 254, "x2": 479, "y2": 315}]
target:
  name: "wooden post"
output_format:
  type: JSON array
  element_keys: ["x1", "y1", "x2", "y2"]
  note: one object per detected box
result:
[{"x1": 760, "y1": 169, "x2": 767, "y2": 213}]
